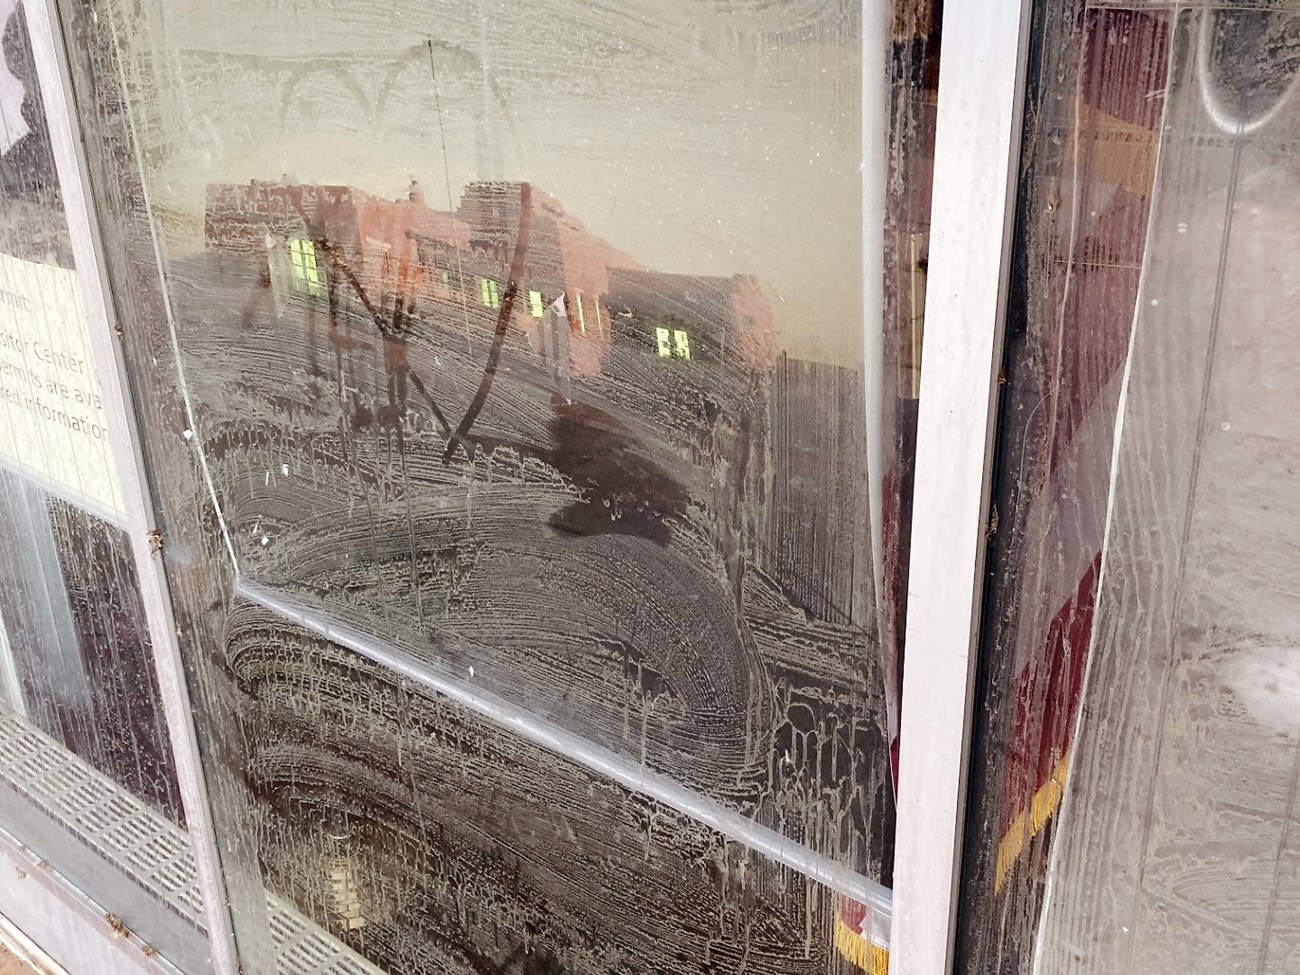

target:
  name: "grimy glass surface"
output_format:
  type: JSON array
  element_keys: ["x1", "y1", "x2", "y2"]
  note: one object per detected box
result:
[
  {"x1": 0, "y1": 1, "x2": 200, "y2": 968},
  {"x1": 133, "y1": 0, "x2": 879, "y2": 815},
  {"x1": 959, "y1": 4, "x2": 1300, "y2": 973},
  {"x1": 58, "y1": 0, "x2": 934, "y2": 971},
  {"x1": 0, "y1": 0, "x2": 182, "y2": 830}
]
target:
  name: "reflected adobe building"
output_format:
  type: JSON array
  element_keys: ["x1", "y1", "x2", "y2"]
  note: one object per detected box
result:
[
  {"x1": 204, "y1": 178, "x2": 776, "y2": 407},
  {"x1": 191, "y1": 177, "x2": 889, "y2": 966}
]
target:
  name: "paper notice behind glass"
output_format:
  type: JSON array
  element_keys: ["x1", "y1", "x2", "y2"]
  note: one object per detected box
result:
[{"x1": 0, "y1": 252, "x2": 123, "y2": 523}]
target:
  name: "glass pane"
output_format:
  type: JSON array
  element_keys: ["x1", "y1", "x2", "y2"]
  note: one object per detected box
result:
[
  {"x1": 237, "y1": 608, "x2": 881, "y2": 974},
  {"x1": 960, "y1": 3, "x2": 1300, "y2": 971},
  {"x1": 60, "y1": 0, "x2": 938, "y2": 970},
  {"x1": 0, "y1": 1, "x2": 203, "y2": 968},
  {"x1": 119, "y1": 1, "x2": 888, "y2": 826}
]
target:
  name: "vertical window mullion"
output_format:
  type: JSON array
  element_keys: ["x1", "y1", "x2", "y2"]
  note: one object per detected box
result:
[
  {"x1": 24, "y1": 3, "x2": 242, "y2": 973},
  {"x1": 891, "y1": 0, "x2": 1034, "y2": 972}
]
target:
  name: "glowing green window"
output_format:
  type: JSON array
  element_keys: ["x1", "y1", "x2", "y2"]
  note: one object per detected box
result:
[
  {"x1": 288, "y1": 237, "x2": 320, "y2": 296},
  {"x1": 479, "y1": 277, "x2": 501, "y2": 309},
  {"x1": 674, "y1": 329, "x2": 691, "y2": 359},
  {"x1": 655, "y1": 326, "x2": 691, "y2": 359},
  {"x1": 528, "y1": 290, "x2": 544, "y2": 317}
]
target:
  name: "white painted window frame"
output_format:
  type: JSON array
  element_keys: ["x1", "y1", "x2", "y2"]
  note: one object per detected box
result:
[
  {"x1": 891, "y1": 0, "x2": 1034, "y2": 972},
  {"x1": 10, "y1": 0, "x2": 1036, "y2": 972}
]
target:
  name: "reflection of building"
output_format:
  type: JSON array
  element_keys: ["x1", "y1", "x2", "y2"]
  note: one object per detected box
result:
[
  {"x1": 203, "y1": 179, "x2": 781, "y2": 570},
  {"x1": 194, "y1": 178, "x2": 889, "y2": 974},
  {"x1": 204, "y1": 179, "x2": 777, "y2": 400},
  {"x1": 604, "y1": 269, "x2": 776, "y2": 374}
]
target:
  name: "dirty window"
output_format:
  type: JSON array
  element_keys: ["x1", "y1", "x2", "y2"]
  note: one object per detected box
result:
[
  {"x1": 959, "y1": 4, "x2": 1300, "y2": 971},
  {"x1": 60, "y1": 0, "x2": 937, "y2": 971}
]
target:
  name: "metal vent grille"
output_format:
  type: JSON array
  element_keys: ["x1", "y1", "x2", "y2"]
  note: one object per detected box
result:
[
  {"x1": 265, "y1": 892, "x2": 382, "y2": 975},
  {"x1": 0, "y1": 709, "x2": 385, "y2": 975}
]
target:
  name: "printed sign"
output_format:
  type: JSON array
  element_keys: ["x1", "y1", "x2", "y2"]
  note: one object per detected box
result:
[{"x1": 0, "y1": 252, "x2": 124, "y2": 523}]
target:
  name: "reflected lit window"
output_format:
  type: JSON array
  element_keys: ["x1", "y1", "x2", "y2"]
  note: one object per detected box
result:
[
  {"x1": 655, "y1": 325, "x2": 691, "y2": 359},
  {"x1": 288, "y1": 237, "x2": 320, "y2": 296},
  {"x1": 480, "y1": 277, "x2": 501, "y2": 309},
  {"x1": 573, "y1": 292, "x2": 587, "y2": 334},
  {"x1": 528, "y1": 289, "x2": 544, "y2": 317},
  {"x1": 674, "y1": 328, "x2": 691, "y2": 359}
]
